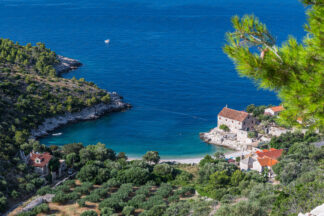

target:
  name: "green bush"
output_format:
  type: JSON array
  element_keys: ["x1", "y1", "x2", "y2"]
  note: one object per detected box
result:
[
  {"x1": 122, "y1": 206, "x2": 135, "y2": 216},
  {"x1": 33, "y1": 203, "x2": 50, "y2": 214},
  {"x1": 100, "y1": 207, "x2": 114, "y2": 216},
  {"x1": 36, "y1": 185, "x2": 52, "y2": 196},
  {"x1": 155, "y1": 183, "x2": 173, "y2": 198},
  {"x1": 80, "y1": 210, "x2": 98, "y2": 216},
  {"x1": 127, "y1": 194, "x2": 146, "y2": 208},
  {"x1": 219, "y1": 124, "x2": 230, "y2": 132},
  {"x1": 77, "y1": 198, "x2": 86, "y2": 207}
]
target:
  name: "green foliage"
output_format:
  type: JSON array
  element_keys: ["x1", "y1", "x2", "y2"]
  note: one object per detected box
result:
[
  {"x1": 219, "y1": 124, "x2": 230, "y2": 132},
  {"x1": 142, "y1": 151, "x2": 160, "y2": 164},
  {"x1": 223, "y1": 2, "x2": 324, "y2": 130},
  {"x1": 247, "y1": 131, "x2": 257, "y2": 138},
  {"x1": 36, "y1": 186, "x2": 52, "y2": 195},
  {"x1": 48, "y1": 157, "x2": 60, "y2": 172},
  {"x1": 117, "y1": 167, "x2": 150, "y2": 185},
  {"x1": 215, "y1": 200, "x2": 266, "y2": 216},
  {"x1": 0, "y1": 38, "x2": 113, "y2": 207},
  {"x1": 122, "y1": 206, "x2": 135, "y2": 216},
  {"x1": 269, "y1": 131, "x2": 319, "y2": 149},
  {"x1": 153, "y1": 163, "x2": 175, "y2": 182}
]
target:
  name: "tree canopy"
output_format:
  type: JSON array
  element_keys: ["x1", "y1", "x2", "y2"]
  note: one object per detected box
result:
[{"x1": 223, "y1": 0, "x2": 324, "y2": 130}]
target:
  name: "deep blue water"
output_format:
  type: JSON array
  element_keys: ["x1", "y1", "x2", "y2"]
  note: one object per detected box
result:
[{"x1": 1, "y1": 0, "x2": 306, "y2": 158}]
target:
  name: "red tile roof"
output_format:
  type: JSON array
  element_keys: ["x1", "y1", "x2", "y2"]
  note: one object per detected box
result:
[
  {"x1": 257, "y1": 157, "x2": 278, "y2": 167},
  {"x1": 29, "y1": 152, "x2": 52, "y2": 167},
  {"x1": 270, "y1": 106, "x2": 285, "y2": 113},
  {"x1": 218, "y1": 107, "x2": 249, "y2": 122},
  {"x1": 256, "y1": 148, "x2": 283, "y2": 160},
  {"x1": 255, "y1": 148, "x2": 283, "y2": 167}
]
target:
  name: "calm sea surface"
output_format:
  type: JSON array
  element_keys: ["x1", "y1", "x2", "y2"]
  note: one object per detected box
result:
[{"x1": 1, "y1": 0, "x2": 306, "y2": 158}]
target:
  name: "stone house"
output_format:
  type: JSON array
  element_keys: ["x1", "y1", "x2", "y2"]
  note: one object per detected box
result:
[
  {"x1": 240, "y1": 148, "x2": 283, "y2": 174},
  {"x1": 264, "y1": 106, "x2": 284, "y2": 116},
  {"x1": 218, "y1": 107, "x2": 256, "y2": 132},
  {"x1": 240, "y1": 157, "x2": 256, "y2": 171},
  {"x1": 29, "y1": 152, "x2": 52, "y2": 176},
  {"x1": 29, "y1": 152, "x2": 66, "y2": 179}
]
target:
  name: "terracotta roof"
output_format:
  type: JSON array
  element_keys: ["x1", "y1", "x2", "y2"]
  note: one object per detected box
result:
[
  {"x1": 257, "y1": 157, "x2": 278, "y2": 167},
  {"x1": 218, "y1": 107, "x2": 249, "y2": 122},
  {"x1": 270, "y1": 106, "x2": 285, "y2": 113},
  {"x1": 29, "y1": 152, "x2": 52, "y2": 167},
  {"x1": 256, "y1": 148, "x2": 283, "y2": 160}
]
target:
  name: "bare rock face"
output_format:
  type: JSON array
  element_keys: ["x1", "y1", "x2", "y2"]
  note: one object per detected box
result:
[{"x1": 54, "y1": 55, "x2": 82, "y2": 74}]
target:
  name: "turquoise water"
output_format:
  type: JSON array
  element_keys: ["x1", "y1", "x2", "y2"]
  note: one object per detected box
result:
[{"x1": 1, "y1": 0, "x2": 306, "y2": 158}]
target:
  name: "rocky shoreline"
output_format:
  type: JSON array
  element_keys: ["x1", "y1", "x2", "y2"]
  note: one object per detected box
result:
[
  {"x1": 30, "y1": 93, "x2": 131, "y2": 139},
  {"x1": 30, "y1": 55, "x2": 131, "y2": 139},
  {"x1": 54, "y1": 55, "x2": 82, "y2": 75},
  {"x1": 200, "y1": 128, "x2": 248, "y2": 151}
]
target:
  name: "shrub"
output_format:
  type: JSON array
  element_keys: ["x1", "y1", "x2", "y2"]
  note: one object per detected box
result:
[
  {"x1": 155, "y1": 183, "x2": 173, "y2": 198},
  {"x1": 153, "y1": 164, "x2": 175, "y2": 182},
  {"x1": 122, "y1": 206, "x2": 135, "y2": 216},
  {"x1": 55, "y1": 184, "x2": 70, "y2": 193},
  {"x1": 36, "y1": 186, "x2": 52, "y2": 196},
  {"x1": 100, "y1": 207, "x2": 114, "y2": 216},
  {"x1": 143, "y1": 204, "x2": 167, "y2": 216},
  {"x1": 248, "y1": 131, "x2": 258, "y2": 138},
  {"x1": 164, "y1": 201, "x2": 191, "y2": 216},
  {"x1": 168, "y1": 194, "x2": 180, "y2": 203},
  {"x1": 175, "y1": 186, "x2": 195, "y2": 197},
  {"x1": 117, "y1": 167, "x2": 150, "y2": 185},
  {"x1": 135, "y1": 185, "x2": 151, "y2": 196},
  {"x1": 219, "y1": 124, "x2": 230, "y2": 132},
  {"x1": 52, "y1": 191, "x2": 70, "y2": 204},
  {"x1": 33, "y1": 203, "x2": 49, "y2": 214},
  {"x1": 80, "y1": 210, "x2": 98, "y2": 216},
  {"x1": 77, "y1": 198, "x2": 86, "y2": 207},
  {"x1": 63, "y1": 179, "x2": 76, "y2": 188},
  {"x1": 141, "y1": 195, "x2": 165, "y2": 210},
  {"x1": 127, "y1": 194, "x2": 146, "y2": 208},
  {"x1": 86, "y1": 193, "x2": 101, "y2": 203},
  {"x1": 68, "y1": 191, "x2": 81, "y2": 201}
]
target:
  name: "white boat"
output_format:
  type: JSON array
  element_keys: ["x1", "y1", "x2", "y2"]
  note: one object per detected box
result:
[
  {"x1": 52, "y1": 132, "x2": 62, "y2": 136},
  {"x1": 104, "y1": 39, "x2": 110, "y2": 44}
]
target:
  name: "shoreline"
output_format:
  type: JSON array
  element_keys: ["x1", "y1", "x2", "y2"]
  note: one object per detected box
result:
[
  {"x1": 128, "y1": 150, "x2": 251, "y2": 164},
  {"x1": 30, "y1": 55, "x2": 131, "y2": 139}
]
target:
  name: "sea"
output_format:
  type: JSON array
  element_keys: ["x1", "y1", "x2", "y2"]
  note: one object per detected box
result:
[{"x1": 0, "y1": 0, "x2": 306, "y2": 158}]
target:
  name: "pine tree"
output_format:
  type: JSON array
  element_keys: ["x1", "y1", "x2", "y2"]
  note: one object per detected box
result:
[{"x1": 223, "y1": 0, "x2": 324, "y2": 130}]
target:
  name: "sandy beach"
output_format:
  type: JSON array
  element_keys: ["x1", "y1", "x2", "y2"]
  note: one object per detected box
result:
[{"x1": 128, "y1": 150, "x2": 252, "y2": 164}]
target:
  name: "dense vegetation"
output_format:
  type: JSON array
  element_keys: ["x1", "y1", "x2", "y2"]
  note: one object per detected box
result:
[
  {"x1": 15, "y1": 134, "x2": 324, "y2": 216},
  {"x1": 224, "y1": 0, "x2": 324, "y2": 130},
  {"x1": 18, "y1": 144, "x2": 214, "y2": 216},
  {"x1": 0, "y1": 39, "x2": 113, "y2": 211},
  {"x1": 2, "y1": 0, "x2": 324, "y2": 215}
]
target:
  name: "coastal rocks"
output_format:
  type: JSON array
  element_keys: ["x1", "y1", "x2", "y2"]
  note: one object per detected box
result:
[
  {"x1": 54, "y1": 55, "x2": 82, "y2": 75},
  {"x1": 30, "y1": 92, "x2": 131, "y2": 139},
  {"x1": 200, "y1": 128, "x2": 250, "y2": 151}
]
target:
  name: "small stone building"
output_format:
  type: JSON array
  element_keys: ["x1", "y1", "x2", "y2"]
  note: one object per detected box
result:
[
  {"x1": 29, "y1": 152, "x2": 52, "y2": 176},
  {"x1": 218, "y1": 107, "x2": 256, "y2": 132},
  {"x1": 264, "y1": 106, "x2": 284, "y2": 116}
]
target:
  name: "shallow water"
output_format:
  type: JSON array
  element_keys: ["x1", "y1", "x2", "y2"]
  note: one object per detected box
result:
[{"x1": 1, "y1": 0, "x2": 306, "y2": 158}]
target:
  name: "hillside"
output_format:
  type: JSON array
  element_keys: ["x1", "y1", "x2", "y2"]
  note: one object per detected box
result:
[{"x1": 0, "y1": 38, "x2": 129, "y2": 211}]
